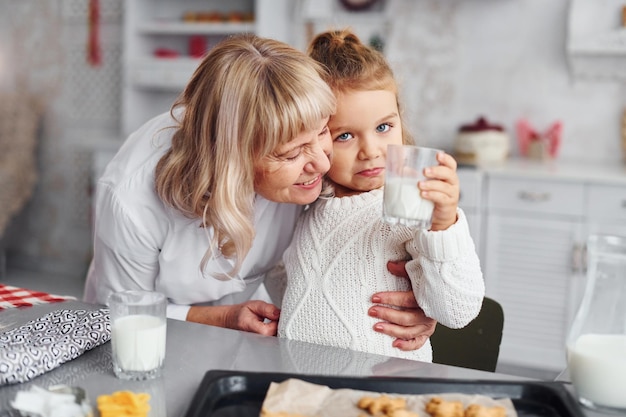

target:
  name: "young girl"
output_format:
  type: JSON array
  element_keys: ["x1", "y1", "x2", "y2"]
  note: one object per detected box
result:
[{"x1": 276, "y1": 29, "x2": 485, "y2": 362}]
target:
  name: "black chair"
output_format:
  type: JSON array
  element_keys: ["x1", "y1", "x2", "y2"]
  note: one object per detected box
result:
[{"x1": 430, "y1": 297, "x2": 504, "y2": 372}]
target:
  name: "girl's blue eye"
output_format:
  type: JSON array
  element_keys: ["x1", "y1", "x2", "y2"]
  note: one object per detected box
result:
[
  {"x1": 336, "y1": 132, "x2": 353, "y2": 142},
  {"x1": 376, "y1": 123, "x2": 391, "y2": 133}
]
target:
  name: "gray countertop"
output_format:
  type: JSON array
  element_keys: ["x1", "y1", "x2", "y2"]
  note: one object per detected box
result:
[{"x1": 0, "y1": 301, "x2": 609, "y2": 417}]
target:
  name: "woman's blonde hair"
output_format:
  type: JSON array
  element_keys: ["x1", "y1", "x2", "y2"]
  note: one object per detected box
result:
[
  {"x1": 155, "y1": 34, "x2": 336, "y2": 278},
  {"x1": 307, "y1": 29, "x2": 413, "y2": 145}
]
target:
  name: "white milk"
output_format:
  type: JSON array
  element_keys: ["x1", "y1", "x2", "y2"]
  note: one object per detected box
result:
[
  {"x1": 567, "y1": 333, "x2": 626, "y2": 409},
  {"x1": 384, "y1": 177, "x2": 434, "y2": 221},
  {"x1": 112, "y1": 314, "x2": 166, "y2": 372}
]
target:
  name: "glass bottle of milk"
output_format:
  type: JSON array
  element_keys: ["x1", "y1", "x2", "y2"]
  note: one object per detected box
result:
[{"x1": 565, "y1": 234, "x2": 626, "y2": 413}]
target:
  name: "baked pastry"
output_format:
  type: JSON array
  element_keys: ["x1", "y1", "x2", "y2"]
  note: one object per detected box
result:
[
  {"x1": 464, "y1": 404, "x2": 507, "y2": 417},
  {"x1": 358, "y1": 395, "x2": 407, "y2": 415},
  {"x1": 425, "y1": 397, "x2": 464, "y2": 417}
]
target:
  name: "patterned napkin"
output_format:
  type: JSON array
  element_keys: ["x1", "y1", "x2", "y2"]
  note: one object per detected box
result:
[{"x1": 0, "y1": 309, "x2": 110, "y2": 386}]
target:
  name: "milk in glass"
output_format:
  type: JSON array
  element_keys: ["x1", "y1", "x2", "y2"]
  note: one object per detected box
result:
[
  {"x1": 112, "y1": 314, "x2": 166, "y2": 372},
  {"x1": 383, "y1": 177, "x2": 433, "y2": 223},
  {"x1": 108, "y1": 290, "x2": 167, "y2": 380}
]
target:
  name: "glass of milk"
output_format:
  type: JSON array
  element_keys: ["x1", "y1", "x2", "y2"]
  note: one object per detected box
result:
[
  {"x1": 108, "y1": 290, "x2": 167, "y2": 380},
  {"x1": 383, "y1": 144, "x2": 441, "y2": 229},
  {"x1": 566, "y1": 234, "x2": 626, "y2": 413}
]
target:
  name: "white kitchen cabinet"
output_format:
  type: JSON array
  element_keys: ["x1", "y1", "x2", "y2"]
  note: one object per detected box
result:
[
  {"x1": 122, "y1": 0, "x2": 289, "y2": 137},
  {"x1": 482, "y1": 176, "x2": 586, "y2": 372},
  {"x1": 457, "y1": 168, "x2": 483, "y2": 258},
  {"x1": 585, "y1": 183, "x2": 626, "y2": 225},
  {"x1": 469, "y1": 162, "x2": 626, "y2": 373},
  {"x1": 484, "y1": 214, "x2": 585, "y2": 371}
]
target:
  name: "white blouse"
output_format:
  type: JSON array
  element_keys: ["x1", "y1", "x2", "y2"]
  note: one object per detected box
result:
[{"x1": 83, "y1": 112, "x2": 303, "y2": 320}]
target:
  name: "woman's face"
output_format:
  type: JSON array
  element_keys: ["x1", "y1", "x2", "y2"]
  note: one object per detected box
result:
[{"x1": 254, "y1": 117, "x2": 332, "y2": 205}]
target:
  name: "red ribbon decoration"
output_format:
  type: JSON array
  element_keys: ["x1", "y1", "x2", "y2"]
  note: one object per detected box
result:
[{"x1": 88, "y1": 0, "x2": 101, "y2": 66}]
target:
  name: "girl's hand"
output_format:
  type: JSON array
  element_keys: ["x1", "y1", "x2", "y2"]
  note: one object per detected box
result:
[
  {"x1": 368, "y1": 260, "x2": 437, "y2": 351},
  {"x1": 419, "y1": 151, "x2": 459, "y2": 231},
  {"x1": 187, "y1": 301, "x2": 281, "y2": 336}
]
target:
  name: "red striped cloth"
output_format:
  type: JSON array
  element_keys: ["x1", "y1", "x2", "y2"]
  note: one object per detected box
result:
[{"x1": 0, "y1": 284, "x2": 75, "y2": 310}]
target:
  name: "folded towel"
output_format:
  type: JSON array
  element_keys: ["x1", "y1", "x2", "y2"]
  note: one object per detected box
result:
[
  {"x1": 0, "y1": 284, "x2": 76, "y2": 310},
  {"x1": 0, "y1": 309, "x2": 110, "y2": 386}
]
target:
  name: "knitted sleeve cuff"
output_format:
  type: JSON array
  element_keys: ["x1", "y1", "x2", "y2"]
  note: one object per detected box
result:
[{"x1": 407, "y1": 208, "x2": 477, "y2": 262}]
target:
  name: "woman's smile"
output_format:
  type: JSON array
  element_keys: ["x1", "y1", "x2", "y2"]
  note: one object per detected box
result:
[{"x1": 296, "y1": 175, "x2": 322, "y2": 188}]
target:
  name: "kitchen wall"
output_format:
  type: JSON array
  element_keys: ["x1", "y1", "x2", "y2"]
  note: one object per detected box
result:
[
  {"x1": 1, "y1": 0, "x2": 123, "y2": 277},
  {"x1": 2, "y1": 0, "x2": 625, "y2": 279},
  {"x1": 300, "y1": 0, "x2": 626, "y2": 161}
]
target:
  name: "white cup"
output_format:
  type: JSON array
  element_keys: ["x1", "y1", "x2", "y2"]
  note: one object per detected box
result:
[
  {"x1": 108, "y1": 290, "x2": 167, "y2": 380},
  {"x1": 383, "y1": 144, "x2": 441, "y2": 229}
]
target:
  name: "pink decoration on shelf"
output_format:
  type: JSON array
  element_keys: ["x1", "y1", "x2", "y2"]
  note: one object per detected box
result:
[
  {"x1": 516, "y1": 119, "x2": 562, "y2": 160},
  {"x1": 189, "y1": 36, "x2": 207, "y2": 58},
  {"x1": 515, "y1": 119, "x2": 534, "y2": 157}
]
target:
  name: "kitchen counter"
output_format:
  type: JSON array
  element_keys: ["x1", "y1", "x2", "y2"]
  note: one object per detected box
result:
[
  {"x1": 460, "y1": 157, "x2": 626, "y2": 185},
  {"x1": 0, "y1": 301, "x2": 613, "y2": 416}
]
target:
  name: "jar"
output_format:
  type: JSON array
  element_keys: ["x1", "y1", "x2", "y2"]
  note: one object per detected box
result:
[
  {"x1": 566, "y1": 234, "x2": 626, "y2": 412},
  {"x1": 454, "y1": 117, "x2": 509, "y2": 166}
]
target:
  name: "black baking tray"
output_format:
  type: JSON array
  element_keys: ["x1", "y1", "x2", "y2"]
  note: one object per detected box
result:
[{"x1": 184, "y1": 370, "x2": 585, "y2": 417}]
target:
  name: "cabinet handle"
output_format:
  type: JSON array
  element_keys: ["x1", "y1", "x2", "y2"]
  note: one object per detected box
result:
[
  {"x1": 517, "y1": 191, "x2": 551, "y2": 202},
  {"x1": 571, "y1": 243, "x2": 588, "y2": 274}
]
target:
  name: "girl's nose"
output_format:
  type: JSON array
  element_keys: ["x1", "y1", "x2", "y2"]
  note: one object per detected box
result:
[{"x1": 358, "y1": 136, "x2": 382, "y2": 160}]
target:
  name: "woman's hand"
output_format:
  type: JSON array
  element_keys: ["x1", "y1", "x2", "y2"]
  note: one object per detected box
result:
[
  {"x1": 187, "y1": 301, "x2": 281, "y2": 336},
  {"x1": 369, "y1": 260, "x2": 437, "y2": 351}
]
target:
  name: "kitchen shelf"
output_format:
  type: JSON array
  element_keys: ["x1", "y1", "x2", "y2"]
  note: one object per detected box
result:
[
  {"x1": 122, "y1": 0, "x2": 291, "y2": 136},
  {"x1": 137, "y1": 21, "x2": 256, "y2": 35},
  {"x1": 129, "y1": 57, "x2": 201, "y2": 91},
  {"x1": 305, "y1": 12, "x2": 386, "y2": 25}
]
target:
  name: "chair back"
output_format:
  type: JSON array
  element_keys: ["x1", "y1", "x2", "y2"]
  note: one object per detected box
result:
[{"x1": 430, "y1": 297, "x2": 504, "y2": 372}]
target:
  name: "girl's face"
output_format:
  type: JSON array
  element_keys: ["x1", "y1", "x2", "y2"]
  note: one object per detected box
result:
[
  {"x1": 254, "y1": 117, "x2": 332, "y2": 205},
  {"x1": 327, "y1": 89, "x2": 403, "y2": 198}
]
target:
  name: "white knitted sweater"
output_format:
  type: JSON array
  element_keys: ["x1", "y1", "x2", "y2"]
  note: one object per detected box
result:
[{"x1": 277, "y1": 189, "x2": 485, "y2": 362}]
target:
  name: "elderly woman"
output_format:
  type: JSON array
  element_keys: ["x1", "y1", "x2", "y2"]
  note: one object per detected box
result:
[{"x1": 84, "y1": 34, "x2": 434, "y2": 351}]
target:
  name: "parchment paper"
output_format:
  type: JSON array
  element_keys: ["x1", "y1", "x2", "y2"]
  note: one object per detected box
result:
[{"x1": 261, "y1": 378, "x2": 518, "y2": 417}]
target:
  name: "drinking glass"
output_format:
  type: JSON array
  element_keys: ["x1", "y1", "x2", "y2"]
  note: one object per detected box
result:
[
  {"x1": 108, "y1": 290, "x2": 167, "y2": 380},
  {"x1": 383, "y1": 144, "x2": 441, "y2": 229}
]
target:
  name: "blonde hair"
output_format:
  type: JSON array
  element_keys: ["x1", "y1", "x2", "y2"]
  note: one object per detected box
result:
[
  {"x1": 155, "y1": 34, "x2": 336, "y2": 278},
  {"x1": 307, "y1": 29, "x2": 413, "y2": 145}
]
